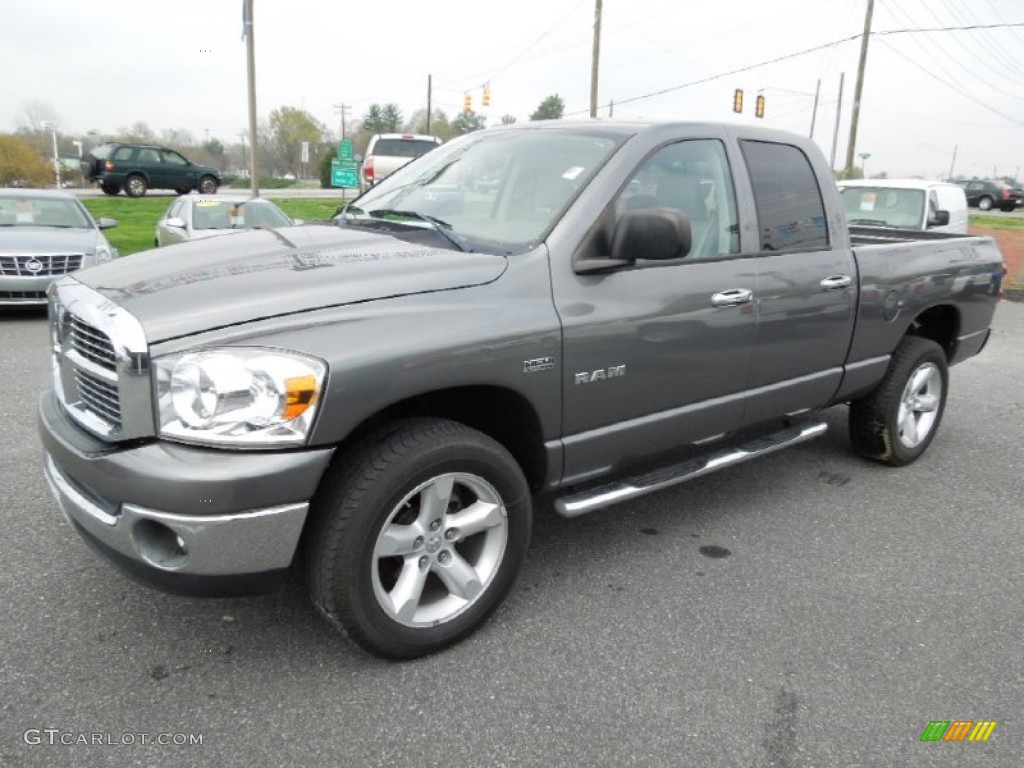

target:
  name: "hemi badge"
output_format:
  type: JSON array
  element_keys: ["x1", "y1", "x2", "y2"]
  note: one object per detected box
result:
[{"x1": 523, "y1": 357, "x2": 555, "y2": 374}]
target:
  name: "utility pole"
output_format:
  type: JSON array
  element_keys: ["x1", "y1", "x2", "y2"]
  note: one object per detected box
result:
[
  {"x1": 333, "y1": 104, "x2": 350, "y2": 140},
  {"x1": 590, "y1": 0, "x2": 603, "y2": 118},
  {"x1": 238, "y1": 132, "x2": 248, "y2": 178},
  {"x1": 427, "y1": 75, "x2": 433, "y2": 133},
  {"x1": 809, "y1": 78, "x2": 820, "y2": 139},
  {"x1": 830, "y1": 72, "x2": 845, "y2": 170},
  {"x1": 844, "y1": 0, "x2": 874, "y2": 177},
  {"x1": 948, "y1": 145, "x2": 958, "y2": 180},
  {"x1": 609, "y1": 99, "x2": 614, "y2": 118},
  {"x1": 243, "y1": 0, "x2": 260, "y2": 197}
]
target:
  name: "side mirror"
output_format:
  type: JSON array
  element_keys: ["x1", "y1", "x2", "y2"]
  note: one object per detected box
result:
[
  {"x1": 166, "y1": 217, "x2": 186, "y2": 229},
  {"x1": 928, "y1": 209, "x2": 950, "y2": 227},
  {"x1": 575, "y1": 208, "x2": 692, "y2": 274},
  {"x1": 97, "y1": 217, "x2": 118, "y2": 230}
]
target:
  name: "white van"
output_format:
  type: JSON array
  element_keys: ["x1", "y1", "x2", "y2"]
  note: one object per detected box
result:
[{"x1": 837, "y1": 179, "x2": 969, "y2": 234}]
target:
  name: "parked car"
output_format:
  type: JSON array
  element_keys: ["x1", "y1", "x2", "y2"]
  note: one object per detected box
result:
[
  {"x1": 960, "y1": 179, "x2": 1022, "y2": 211},
  {"x1": 838, "y1": 179, "x2": 968, "y2": 233},
  {"x1": 82, "y1": 143, "x2": 222, "y2": 198},
  {"x1": 360, "y1": 133, "x2": 442, "y2": 192},
  {"x1": 0, "y1": 189, "x2": 117, "y2": 307},
  {"x1": 155, "y1": 194, "x2": 298, "y2": 247},
  {"x1": 40, "y1": 122, "x2": 1002, "y2": 659}
]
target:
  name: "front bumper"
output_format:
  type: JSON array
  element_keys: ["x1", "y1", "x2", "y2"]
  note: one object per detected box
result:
[
  {"x1": 0, "y1": 274, "x2": 55, "y2": 305},
  {"x1": 38, "y1": 389, "x2": 335, "y2": 596}
]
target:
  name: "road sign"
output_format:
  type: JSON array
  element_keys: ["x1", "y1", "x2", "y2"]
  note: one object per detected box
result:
[
  {"x1": 338, "y1": 140, "x2": 353, "y2": 161},
  {"x1": 330, "y1": 158, "x2": 359, "y2": 189}
]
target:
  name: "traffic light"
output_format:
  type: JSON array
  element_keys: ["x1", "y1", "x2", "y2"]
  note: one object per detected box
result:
[
  {"x1": 733, "y1": 89, "x2": 743, "y2": 113},
  {"x1": 482, "y1": 83, "x2": 491, "y2": 107},
  {"x1": 755, "y1": 94, "x2": 766, "y2": 119}
]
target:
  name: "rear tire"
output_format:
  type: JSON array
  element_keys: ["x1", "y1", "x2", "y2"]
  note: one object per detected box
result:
[
  {"x1": 124, "y1": 174, "x2": 147, "y2": 198},
  {"x1": 849, "y1": 336, "x2": 948, "y2": 466},
  {"x1": 100, "y1": 182, "x2": 120, "y2": 196},
  {"x1": 306, "y1": 418, "x2": 532, "y2": 659}
]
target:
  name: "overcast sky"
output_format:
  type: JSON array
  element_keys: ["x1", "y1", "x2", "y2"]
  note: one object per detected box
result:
[{"x1": 2, "y1": 0, "x2": 1022, "y2": 178}]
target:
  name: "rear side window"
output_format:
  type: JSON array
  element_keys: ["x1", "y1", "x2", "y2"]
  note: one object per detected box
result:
[
  {"x1": 371, "y1": 139, "x2": 439, "y2": 159},
  {"x1": 740, "y1": 140, "x2": 829, "y2": 251},
  {"x1": 112, "y1": 147, "x2": 135, "y2": 161}
]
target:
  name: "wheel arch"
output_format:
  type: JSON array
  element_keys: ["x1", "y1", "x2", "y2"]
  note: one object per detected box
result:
[
  {"x1": 327, "y1": 385, "x2": 549, "y2": 493},
  {"x1": 906, "y1": 303, "x2": 959, "y2": 360}
]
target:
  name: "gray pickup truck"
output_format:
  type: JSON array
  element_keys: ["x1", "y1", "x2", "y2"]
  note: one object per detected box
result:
[{"x1": 39, "y1": 122, "x2": 1003, "y2": 658}]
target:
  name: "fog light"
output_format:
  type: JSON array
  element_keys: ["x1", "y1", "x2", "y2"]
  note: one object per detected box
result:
[{"x1": 133, "y1": 519, "x2": 189, "y2": 569}]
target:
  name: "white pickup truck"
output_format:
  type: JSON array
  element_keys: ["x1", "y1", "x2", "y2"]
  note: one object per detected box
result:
[{"x1": 838, "y1": 179, "x2": 969, "y2": 233}]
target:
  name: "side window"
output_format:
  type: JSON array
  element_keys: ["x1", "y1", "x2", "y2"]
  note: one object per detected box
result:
[
  {"x1": 615, "y1": 139, "x2": 740, "y2": 259},
  {"x1": 113, "y1": 147, "x2": 135, "y2": 162},
  {"x1": 137, "y1": 148, "x2": 161, "y2": 164},
  {"x1": 163, "y1": 151, "x2": 188, "y2": 166},
  {"x1": 167, "y1": 201, "x2": 185, "y2": 219},
  {"x1": 928, "y1": 191, "x2": 939, "y2": 216},
  {"x1": 740, "y1": 140, "x2": 829, "y2": 251}
]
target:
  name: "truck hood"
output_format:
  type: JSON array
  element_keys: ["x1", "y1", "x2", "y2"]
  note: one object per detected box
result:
[
  {"x1": 0, "y1": 227, "x2": 105, "y2": 253},
  {"x1": 75, "y1": 224, "x2": 507, "y2": 341}
]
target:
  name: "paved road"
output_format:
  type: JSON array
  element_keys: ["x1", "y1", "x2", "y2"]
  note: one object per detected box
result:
[{"x1": 2, "y1": 302, "x2": 1022, "y2": 768}]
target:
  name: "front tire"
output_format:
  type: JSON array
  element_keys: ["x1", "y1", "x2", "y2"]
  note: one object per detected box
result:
[
  {"x1": 306, "y1": 418, "x2": 532, "y2": 658},
  {"x1": 849, "y1": 336, "x2": 949, "y2": 466},
  {"x1": 198, "y1": 175, "x2": 218, "y2": 194},
  {"x1": 977, "y1": 196, "x2": 993, "y2": 211}
]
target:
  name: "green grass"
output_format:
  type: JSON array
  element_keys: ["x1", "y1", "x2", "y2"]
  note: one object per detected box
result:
[
  {"x1": 81, "y1": 196, "x2": 347, "y2": 256},
  {"x1": 969, "y1": 214, "x2": 1024, "y2": 229}
]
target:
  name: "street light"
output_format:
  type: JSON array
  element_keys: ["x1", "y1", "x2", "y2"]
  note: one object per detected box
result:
[
  {"x1": 859, "y1": 152, "x2": 871, "y2": 179},
  {"x1": 40, "y1": 121, "x2": 61, "y2": 188}
]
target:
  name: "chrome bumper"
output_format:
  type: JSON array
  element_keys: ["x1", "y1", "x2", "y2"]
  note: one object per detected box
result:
[{"x1": 44, "y1": 452, "x2": 308, "y2": 578}]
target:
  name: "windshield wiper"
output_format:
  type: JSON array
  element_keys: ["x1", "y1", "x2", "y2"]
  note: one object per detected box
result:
[
  {"x1": 849, "y1": 218, "x2": 896, "y2": 227},
  {"x1": 367, "y1": 209, "x2": 465, "y2": 251}
]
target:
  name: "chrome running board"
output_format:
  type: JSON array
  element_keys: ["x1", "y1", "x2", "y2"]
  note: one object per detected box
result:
[{"x1": 554, "y1": 421, "x2": 828, "y2": 518}]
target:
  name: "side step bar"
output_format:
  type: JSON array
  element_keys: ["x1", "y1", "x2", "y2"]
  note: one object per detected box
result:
[{"x1": 554, "y1": 421, "x2": 828, "y2": 518}]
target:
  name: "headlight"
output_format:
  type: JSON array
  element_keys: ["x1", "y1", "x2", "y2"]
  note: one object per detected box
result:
[
  {"x1": 94, "y1": 245, "x2": 113, "y2": 264},
  {"x1": 155, "y1": 348, "x2": 327, "y2": 448}
]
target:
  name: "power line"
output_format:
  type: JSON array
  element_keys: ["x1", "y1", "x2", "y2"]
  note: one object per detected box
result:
[
  {"x1": 876, "y1": 38, "x2": 1024, "y2": 125},
  {"x1": 565, "y1": 21, "x2": 1024, "y2": 116}
]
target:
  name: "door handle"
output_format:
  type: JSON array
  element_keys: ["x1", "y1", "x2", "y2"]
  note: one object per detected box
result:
[
  {"x1": 820, "y1": 275, "x2": 853, "y2": 290},
  {"x1": 710, "y1": 288, "x2": 753, "y2": 307}
]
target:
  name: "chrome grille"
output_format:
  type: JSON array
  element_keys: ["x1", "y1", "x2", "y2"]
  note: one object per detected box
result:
[
  {"x1": 70, "y1": 315, "x2": 118, "y2": 371},
  {"x1": 0, "y1": 254, "x2": 84, "y2": 276},
  {"x1": 51, "y1": 276, "x2": 151, "y2": 442},
  {"x1": 74, "y1": 370, "x2": 122, "y2": 430}
]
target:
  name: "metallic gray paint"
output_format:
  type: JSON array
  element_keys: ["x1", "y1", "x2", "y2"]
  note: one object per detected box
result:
[
  {"x1": 39, "y1": 390, "x2": 334, "y2": 517},
  {"x1": 45, "y1": 454, "x2": 308, "y2": 575}
]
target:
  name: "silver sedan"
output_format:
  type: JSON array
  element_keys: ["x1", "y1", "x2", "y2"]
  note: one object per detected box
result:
[
  {"x1": 154, "y1": 194, "x2": 298, "y2": 247},
  {"x1": 0, "y1": 188, "x2": 118, "y2": 307}
]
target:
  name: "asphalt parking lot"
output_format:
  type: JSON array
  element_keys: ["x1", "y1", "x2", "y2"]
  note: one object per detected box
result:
[{"x1": 2, "y1": 301, "x2": 1022, "y2": 768}]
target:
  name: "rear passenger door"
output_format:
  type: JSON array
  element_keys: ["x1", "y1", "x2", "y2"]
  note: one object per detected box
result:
[{"x1": 736, "y1": 139, "x2": 856, "y2": 425}]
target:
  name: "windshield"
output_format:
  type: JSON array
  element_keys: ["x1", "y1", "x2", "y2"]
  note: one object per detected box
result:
[
  {"x1": 345, "y1": 128, "x2": 626, "y2": 253},
  {"x1": 840, "y1": 186, "x2": 926, "y2": 229},
  {"x1": 0, "y1": 195, "x2": 92, "y2": 228},
  {"x1": 191, "y1": 200, "x2": 291, "y2": 230}
]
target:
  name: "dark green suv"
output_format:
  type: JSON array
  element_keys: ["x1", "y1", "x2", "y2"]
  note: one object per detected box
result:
[{"x1": 82, "y1": 143, "x2": 222, "y2": 198}]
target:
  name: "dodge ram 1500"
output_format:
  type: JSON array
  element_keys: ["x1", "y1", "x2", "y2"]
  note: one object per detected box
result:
[{"x1": 39, "y1": 121, "x2": 1003, "y2": 658}]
